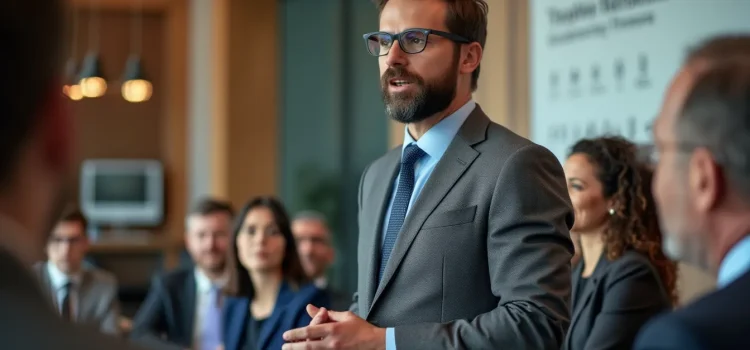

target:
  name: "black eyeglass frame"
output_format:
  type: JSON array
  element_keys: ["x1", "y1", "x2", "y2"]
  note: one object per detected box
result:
[{"x1": 362, "y1": 28, "x2": 471, "y2": 56}]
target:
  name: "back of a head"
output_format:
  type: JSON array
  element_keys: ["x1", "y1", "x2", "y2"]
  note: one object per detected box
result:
[
  {"x1": 677, "y1": 60, "x2": 750, "y2": 201},
  {"x1": 687, "y1": 34, "x2": 750, "y2": 65},
  {"x1": 0, "y1": 0, "x2": 65, "y2": 187}
]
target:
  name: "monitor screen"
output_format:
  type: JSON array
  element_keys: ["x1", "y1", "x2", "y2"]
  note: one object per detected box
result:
[{"x1": 93, "y1": 173, "x2": 148, "y2": 204}]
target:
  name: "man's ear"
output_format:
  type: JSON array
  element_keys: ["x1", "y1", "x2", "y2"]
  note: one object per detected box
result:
[
  {"x1": 460, "y1": 42, "x2": 483, "y2": 76},
  {"x1": 689, "y1": 147, "x2": 723, "y2": 213}
]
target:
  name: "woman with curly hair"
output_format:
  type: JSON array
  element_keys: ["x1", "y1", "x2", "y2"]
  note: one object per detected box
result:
[{"x1": 562, "y1": 136, "x2": 678, "y2": 350}]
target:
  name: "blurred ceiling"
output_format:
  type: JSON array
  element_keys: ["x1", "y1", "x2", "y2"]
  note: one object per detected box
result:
[{"x1": 69, "y1": 0, "x2": 172, "y2": 11}]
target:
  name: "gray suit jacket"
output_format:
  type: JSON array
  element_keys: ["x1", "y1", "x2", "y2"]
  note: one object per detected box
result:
[
  {"x1": 353, "y1": 105, "x2": 574, "y2": 349},
  {"x1": 0, "y1": 248, "x2": 142, "y2": 349},
  {"x1": 33, "y1": 261, "x2": 121, "y2": 336}
]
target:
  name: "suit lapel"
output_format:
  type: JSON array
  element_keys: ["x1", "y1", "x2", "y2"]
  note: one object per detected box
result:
[
  {"x1": 369, "y1": 107, "x2": 489, "y2": 313},
  {"x1": 34, "y1": 264, "x2": 55, "y2": 307},
  {"x1": 222, "y1": 297, "x2": 248, "y2": 350},
  {"x1": 183, "y1": 271, "x2": 197, "y2": 339},
  {"x1": 567, "y1": 253, "x2": 608, "y2": 348},
  {"x1": 363, "y1": 150, "x2": 400, "y2": 318},
  {"x1": 258, "y1": 282, "x2": 293, "y2": 350},
  {"x1": 76, "y1": 270, "x2": 94, "y2": 322}
]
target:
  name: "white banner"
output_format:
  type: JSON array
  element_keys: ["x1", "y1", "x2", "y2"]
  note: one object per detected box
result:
[{"x1": 530, "y1": 0, "x2": 750, "y2": 161}]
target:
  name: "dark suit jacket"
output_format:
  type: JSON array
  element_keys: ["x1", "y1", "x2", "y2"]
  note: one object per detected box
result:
[
  {"x1": 634, "y1": 270, "x2": 750, "y2": 350},
  {"x1": 353, "y1": 104, "x2": 575, "y2": 349},
  {"x1": 33, "y1": 261, "x2": 122, "y2": 336},
  {"x1": 0, "y1": 248, "x2": 143, "y2": 349},
  {"x1": 223, "y1": 282, "x2": 330, "y2": 350},
  {"x1": 564, "y1": 250, "x2": 671, "y2": 350},
  {"x1": 130, "y1": 268, "x2": 197, "y2": 350}
]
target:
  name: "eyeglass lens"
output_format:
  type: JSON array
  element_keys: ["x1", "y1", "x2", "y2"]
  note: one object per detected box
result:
[{"x1": 366, "y1": 30, "x2": 427, "y2": 56}]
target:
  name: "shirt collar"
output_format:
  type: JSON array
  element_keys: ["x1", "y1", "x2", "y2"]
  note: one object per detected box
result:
[
  {"x1": 401, "y1": 100, "x2": 476, "y2": 160},
  {"x1": 194, "y1": 268, "x2": 227, "y2": 294},
  {"x1": 314, "y1": 276, "x2": 328, "y2": 289},
  {"x1": 46, "y1": 261, "x2": 82, "y2": 290},
  {"x1": 717, "y1": 235, "x2": 750, "y2": 288}
]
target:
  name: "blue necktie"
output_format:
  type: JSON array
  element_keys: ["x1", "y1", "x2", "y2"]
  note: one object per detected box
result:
[
  {"x1": 200, "y1": 285, "x2": 222, "y2": 350},
  {"x1": 380, "y1": 143, "x2": 425, "y2": 283}
]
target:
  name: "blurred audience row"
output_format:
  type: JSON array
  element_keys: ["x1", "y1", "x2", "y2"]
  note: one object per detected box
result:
[{"x1": 39, "y1": 196, "x2": 347, "y2": 350}]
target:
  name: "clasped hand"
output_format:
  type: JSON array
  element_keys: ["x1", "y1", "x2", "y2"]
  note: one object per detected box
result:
[{"x1": 281, "y1": 305, "x2": 386, "y2": 350}]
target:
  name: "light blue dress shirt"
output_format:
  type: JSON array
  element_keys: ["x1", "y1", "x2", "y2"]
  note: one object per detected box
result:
[
  {"x1": 382, "y1": 100, "x2": 475, "y2": 350},
  {"x1": 716, "y1": 235, "x2": 750, "y2": 288}
]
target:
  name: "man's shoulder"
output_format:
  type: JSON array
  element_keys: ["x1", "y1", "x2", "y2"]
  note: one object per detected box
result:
[
  {"x1": 637, "y1": 275, "x2": 750, "y2": 349},
  {"x1": 481, "y1": 120, "x2": 556, "y2": 161},
  {"x1": 85, "y1": 266, "x2": 118, "y2": 285},
  {"x1": 153, "y1": 266, "x2": 194, "y2": 290}
]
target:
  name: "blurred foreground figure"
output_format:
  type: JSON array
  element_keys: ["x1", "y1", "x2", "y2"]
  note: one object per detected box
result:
[
  {"x1": 634, "y1": 35, "x2": 750, "y2": 350},
  {"x1": 0, "y1": 1, "x2": 142, "y2": 349}
]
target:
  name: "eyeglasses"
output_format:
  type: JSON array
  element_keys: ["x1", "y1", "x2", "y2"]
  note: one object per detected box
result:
[
  {"x1": 49, "y1": 236, "x2": 86, "y2": 245},
  {"x1": 362, "y1": 28, "x2": 471, "y2": 57}
]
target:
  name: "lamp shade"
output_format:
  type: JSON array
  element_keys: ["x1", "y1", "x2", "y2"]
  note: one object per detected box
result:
[
  {"x1": 121, "y1": 55, "x2": 152, "y2": 103},
  {"x1": 78, "y1": 52, "x2": 107, "y2": 98}
]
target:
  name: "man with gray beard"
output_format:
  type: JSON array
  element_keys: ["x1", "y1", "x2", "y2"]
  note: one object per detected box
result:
[
  {"x1": 634, "y1": 35, "x2": 750, "y2": 350},
  {"x1": 283, "y1": 0, "x2": 574, "y2": 349}
]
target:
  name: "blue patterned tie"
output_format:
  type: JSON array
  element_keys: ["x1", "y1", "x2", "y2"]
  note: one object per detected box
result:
[
  {"x1": 379, "y1": 143, "x2": 425, "y2": 283},
  {"x1": 200, "y1": 285, "x2": 222, "y2": 350}
]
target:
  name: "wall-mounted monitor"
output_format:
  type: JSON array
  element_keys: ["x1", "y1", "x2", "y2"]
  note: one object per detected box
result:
[{"x1": 80, "y1": 159, "x2": 164, "y2": 227}]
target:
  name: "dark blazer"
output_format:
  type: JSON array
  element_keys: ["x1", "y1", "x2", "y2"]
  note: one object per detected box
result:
[
  {"x1": 223, "y1": 282, "x2": 329, "y2": 350},
  {"x1": 564, "y1": 250, "x2": 672, "y2": 350},
  {"x1": 0, "y1": 248, "x2": 144, "y2": 350},
  {"x1": 634, "y1": 270, "x2": 750, "y2": 350},
  {"x1": 130, "y1": 268, "x2": 197, "y2": 350},
  {"x1": 353, "y1": 104, "x2": 574, "y2": 348}
]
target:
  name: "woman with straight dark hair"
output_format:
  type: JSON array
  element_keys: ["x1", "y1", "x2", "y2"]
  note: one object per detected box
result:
[
  {"x1": 222, "y1": 196, "x2": 330, "y2": 350},
  {"x1": 562, "y1": 136, "x2": 678, "y2": 350}
]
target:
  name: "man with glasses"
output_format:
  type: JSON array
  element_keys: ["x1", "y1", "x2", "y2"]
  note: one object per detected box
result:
[
  {"x1": 283, "y1": 0, "x2": 574, "y2": 349},
  {"x1": 33, "y1": 209, "x2": 122, "y2": 336},
  {"x1": 634, "y1": 35, "x2": 750, "y2": 350}
]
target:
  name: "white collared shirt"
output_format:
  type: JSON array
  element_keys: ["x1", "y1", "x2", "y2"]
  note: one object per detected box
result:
[
  {"x1": 314, "y1": 277, "x2": 328, "y2": 290},
  {"x1": 192, "y1": 268, "x2": 227, "y2": 347},
  {"x1": 46, "y1": 261, "x2": 82, "y2": 319}
]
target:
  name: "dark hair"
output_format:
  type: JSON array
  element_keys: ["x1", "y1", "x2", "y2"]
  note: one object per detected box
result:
[
  {"x1": 687, "y1": 35, "x2": 750, "y2": 64},
  {"x1": 0, "y1": 0, "x2": 66, "y2": 188},
  {"x1": 59, "y1": 208, "x2": 88, "y2": 233},
  {"x1": 373, "y1": 0, "x2": 488, "y2": 91},
  {"x1": 569, "y1": 136, "x2": 678, "y2": 305},
  {"x1": 676, "y1": 61, "x2": 750, "y2": 200},
  {"x1": 188, "y1": 197, "x2": 235, "y2": 219},
  {"x1": 224, "y1": 196, "x2": 308, "y2": 297}
]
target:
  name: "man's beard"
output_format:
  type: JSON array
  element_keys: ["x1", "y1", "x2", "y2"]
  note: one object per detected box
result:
[
  {"x1": 380, "y1": 56, "x2": 459, "y2": 124},
  {"x1": 661, "y1": 222, "x2": 709, "y2": 270}
]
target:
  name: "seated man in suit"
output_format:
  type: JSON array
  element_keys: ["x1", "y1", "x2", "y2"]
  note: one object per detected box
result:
[
  {"x1": 130, "y1": 198, "x2": 234, "y2": 350},
  {"x1": 292, "y1": 211, "x2": 351, "y2": 311},
  {"x1": 34, "y1": 209, "x2": 121, "y2": 336},
  {"x1": 634, "y1": 35, "x2": 750, "y2": 349}
]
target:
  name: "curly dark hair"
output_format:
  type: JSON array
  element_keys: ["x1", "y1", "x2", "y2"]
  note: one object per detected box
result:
[{"x1": 570, "y1": 136, "x2": 678, "y2": 305}]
